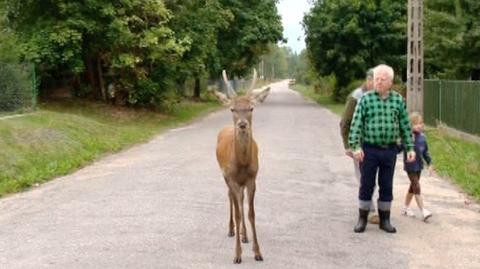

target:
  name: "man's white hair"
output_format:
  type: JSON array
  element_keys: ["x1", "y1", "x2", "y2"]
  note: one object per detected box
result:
[{"x1": 373, "y1": 64, "x2": 394, "y2": 81}]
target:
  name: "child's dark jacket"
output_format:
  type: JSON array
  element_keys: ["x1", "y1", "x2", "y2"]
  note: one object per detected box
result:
[{"x1": 403, "y1": 132, "x2": 432, "y2": 173}]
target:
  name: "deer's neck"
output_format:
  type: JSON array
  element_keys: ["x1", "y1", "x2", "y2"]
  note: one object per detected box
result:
[{"x1": 234, "y1": 131, "x2": 253, "y2": 166}]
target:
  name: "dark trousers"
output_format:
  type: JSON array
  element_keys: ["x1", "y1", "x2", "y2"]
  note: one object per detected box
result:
[{"x1": 359, "y1": 144, "x2": 398, "y2": 202}]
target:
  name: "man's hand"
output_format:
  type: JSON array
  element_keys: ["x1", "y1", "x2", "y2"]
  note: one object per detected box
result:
[
  {"x1": 345, "y1": 149, "x2": 354, "y2": 158},
  {"x1": 353, "y1": 149, "x2": 364, "y2": 162},
  {"x1": 406, "y1": 150, "x2": 416, "y2": 163}
]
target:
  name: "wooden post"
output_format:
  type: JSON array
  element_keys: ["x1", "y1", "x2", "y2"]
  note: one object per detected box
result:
[{"x1": 407, "y1": 0, "x2": 424, "y2": 114}]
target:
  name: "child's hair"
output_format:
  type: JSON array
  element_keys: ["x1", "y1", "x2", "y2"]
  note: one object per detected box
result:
[{"x1": 409, "y1": 111, "x2": 423, "y2": 125}]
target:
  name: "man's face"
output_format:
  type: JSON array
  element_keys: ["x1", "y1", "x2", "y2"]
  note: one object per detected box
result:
[
  {"x1": 366, "y1": 78, "x2": 374, "y2": 90},
  {"x1": 374, "y1": 70, "x2": 393, "y2": 95}
]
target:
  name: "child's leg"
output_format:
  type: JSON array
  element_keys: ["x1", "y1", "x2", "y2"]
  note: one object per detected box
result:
[
  {"x1": 401, "y1": 173, "x2": 416, "y2": 217},
  {"x1": 408, "y1": 172, "x2": 421, "y2": 208},
  {"x1": 414, "y1": 194, "x2": 424, "y2": 210},
  {"x1": 405, "y1": 193, "x2": 414, "y2": 207},
  {"x1": 405, "y1": 173, "x2": 417, "y2": 207}
]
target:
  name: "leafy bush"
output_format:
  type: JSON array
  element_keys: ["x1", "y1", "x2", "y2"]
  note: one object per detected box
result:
[
  {"x1": 313, "y1": 74, "x2": 337, "y2": 96},
  {"x1": 338, "y1": 79, "x2": 364, "y2": 103},
  {"x1": 129, "y1": 78, "x2": 180, "y2": 112}
]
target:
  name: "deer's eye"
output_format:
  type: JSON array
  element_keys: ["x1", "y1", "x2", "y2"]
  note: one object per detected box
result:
[
  {"x1": 230, "y1": 108, "x2": 236, "y2": 112},
  {"x1": 249, "y1": 108, "x2": 254, "y2": 112}
]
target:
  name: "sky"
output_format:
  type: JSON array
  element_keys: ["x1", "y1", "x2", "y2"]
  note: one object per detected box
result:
[{"x1": 277, "y1": 0, "x2": 312, "y2": 53}]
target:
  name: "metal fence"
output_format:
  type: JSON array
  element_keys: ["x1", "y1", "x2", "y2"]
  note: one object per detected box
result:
[
  {"x1": 0, "y1": 62, "x2": 37, "y2": 116},
  {"x1": 424, "y1": 79, "x2": 480, "y2": 136}
]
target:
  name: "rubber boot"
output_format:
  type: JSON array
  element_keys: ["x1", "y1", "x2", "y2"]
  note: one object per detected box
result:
[
  {"x1": 354, "y1": 209, "x2": 369, "y2": 233},
  {"x1": 378, "y1": 210, "x2": 396, "y2": 233}
]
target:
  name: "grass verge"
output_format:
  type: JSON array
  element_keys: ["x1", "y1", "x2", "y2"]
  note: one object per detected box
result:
[
  {"x1": 425, "y1": 128, "x2": 480, "y2": 199},
  {"x1": 293, "y1": 83, "x2": 480, "y2": 201},
  {"x1": 0, "y1": 99, "x2": 221, "y2": 197},
  {"x1": 290, "y1": 84, "x2": 344, "y2": 115}
]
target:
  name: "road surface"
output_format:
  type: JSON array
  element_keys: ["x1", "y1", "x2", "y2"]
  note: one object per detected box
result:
[{"x1": 1, "y1": 81, "x2": 479, "y2": 268}]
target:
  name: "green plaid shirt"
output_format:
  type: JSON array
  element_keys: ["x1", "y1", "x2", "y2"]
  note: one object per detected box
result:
[{"x1": 348, "y1": 90, "x2": 413, "y2": 151}]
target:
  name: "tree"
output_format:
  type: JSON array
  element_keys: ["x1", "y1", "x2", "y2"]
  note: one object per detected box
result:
[
  {"x1": 260, "y1": 44, "x2": 290, "y2": 79},
  {"x1": 0, "y1": 0, "x2": 284, "y2": 107},
  {"x1": 164, "y1": 0, "x2": 232, "y2": 98},
  {"x1": 1, "y1": 0, "x2": 187, "y2": 104},
  {"x1": 213, "y1": 0, "x2": 284, "y2": 77},
  {"x1": 424, "y1": 0, "x2": 480, "y2": 78},
  {"x1": 303, "y1": 0, "x2": 406, "y2": 101}
]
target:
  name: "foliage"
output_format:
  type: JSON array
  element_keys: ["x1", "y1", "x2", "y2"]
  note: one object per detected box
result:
[
  {"x1": 0, "y1": 22, "x2": 21, "y2": 63},
  {"x1": 424, "y1": 0, "x2": 480, "y2": 79},
  {"x1": 213, "y1": 0, "x2": 284, "y2": 77},
  {"x1": 0, "y1": 0, "x2": 188, "y2": 105},
  {"x1": 0, "y1": 0, "x2": 283, "y2": 107},
  {"x1": 303, "y1": 0, "x2": 407, "y2": 101},
  {"x1": 260, "y1": 44, "x2": 291, "y2": 79},
  {"x1": 292, "y1": 50, "x2": 313, "y2": 84},
  {"x1": 163, "y1": 0, "x2": 232, "y2": 98}
]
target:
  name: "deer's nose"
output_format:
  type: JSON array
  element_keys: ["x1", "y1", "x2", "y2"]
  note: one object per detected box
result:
[{"x1": 238, "y1": 122, "x2": 248, "y2": 129}]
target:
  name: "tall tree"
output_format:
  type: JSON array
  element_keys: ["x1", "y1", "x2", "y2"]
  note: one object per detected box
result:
[
  {"x1": 260, "y1": 44, "x2": 290, "y2": 79},
  {"x1": 164, "y1": 0, "x2": 232, "y2": 98},
  {"x1": 213, "y1": 0, "x2": 284, "y2": 77},
  {"x1": 1, "y1": 0, "x2": 187, "y2": 103},
  {"x1": 303, "y1": 0, "x2": 406, "y2": 100},
  {"x1": 424, "y1": 0, "x2": 480, "y2": 78}
]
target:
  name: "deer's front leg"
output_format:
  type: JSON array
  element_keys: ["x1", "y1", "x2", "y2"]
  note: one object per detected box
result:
[
  {"x1": 232, "y1": 192, "x2": 242, "y2": 264},
  {"x1": 247, "y1": 181, "x2": 263, "y2": 261},
  {"x1": 228, "y1": 190, "x2": 234, "y2": 237},
  {"x1": 239, "y1": 188, "x2": 249, "y2": 243}
]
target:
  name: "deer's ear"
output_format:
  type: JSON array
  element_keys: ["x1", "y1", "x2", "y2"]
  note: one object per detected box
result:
[
  {"x1": 213, "y1": 90, "x2": 231, "y2": 106},
  {"x1": 249, "y1": 87, "x2": 270, "y2": 105}
]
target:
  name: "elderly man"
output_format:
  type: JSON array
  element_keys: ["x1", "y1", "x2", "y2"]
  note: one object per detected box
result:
[
  {"x1": 348, "y1": 64, "x2": 415, "y2": 233},
  {"x1": 340, "y1": 68, "x2": 379, "y2": 224}
]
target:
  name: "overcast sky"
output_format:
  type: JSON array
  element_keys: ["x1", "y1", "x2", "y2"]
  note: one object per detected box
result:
[{"x1": 277, "y1": 0, "x2": 312, "y2": 53}]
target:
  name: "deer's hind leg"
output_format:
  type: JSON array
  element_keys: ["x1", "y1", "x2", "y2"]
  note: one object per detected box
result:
[{"x1": 247, "y1": 180, "x2": 263, "y2": 261}]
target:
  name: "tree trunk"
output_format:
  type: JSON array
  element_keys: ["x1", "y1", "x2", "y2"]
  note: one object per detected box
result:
[
  {"x1": 97, "y1": 57, "x2": 106, "y2": 101},
  {"x1": 84, "y1": 55, "x2": 100, "y2": 99},
  {"x1": 193, "y1": 76, "x2": 201, "y2": 99}
]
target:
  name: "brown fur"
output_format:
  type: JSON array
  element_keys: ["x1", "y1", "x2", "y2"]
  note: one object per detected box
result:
[{"x1": 215, "y1": 95, "x2": 263, "y2": 264}]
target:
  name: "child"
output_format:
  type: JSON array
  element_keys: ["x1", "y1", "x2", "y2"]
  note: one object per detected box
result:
[{"x1": 401, "y1": 112, "x2": 434, "y2": 221}]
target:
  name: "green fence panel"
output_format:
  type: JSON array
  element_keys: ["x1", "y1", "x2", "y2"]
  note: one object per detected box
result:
[
  {"x1": 423, "y1": 80, "x2": 440, "y2": 126},
  {"x1": 460, "y1": 82, "x2": 480, "y2": 135},
  {"x1": 0, "y1": 62, "x2": 37, "y2": 116},
  {"x1": 424, "y1": 80, "x2": 480, "y2": 136}
]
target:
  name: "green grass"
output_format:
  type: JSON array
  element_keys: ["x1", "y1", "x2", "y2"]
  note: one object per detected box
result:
[
  {"x1": 0, "y1": 99, "x2": 221, "y2": 197},
  {"x1": 291, "y1": 84, "x2": 345, "y2": 115},
  {"x1": 293, "y1": 83, "x2": 480, "y2": 201},
  {"x1": 425, "y1": 128, "x2": 480, "y2": 199}
]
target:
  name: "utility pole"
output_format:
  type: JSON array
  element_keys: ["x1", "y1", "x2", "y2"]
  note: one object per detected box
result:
[{"x1": 407, "y1": 0, "x2": 424, "y2": 114}]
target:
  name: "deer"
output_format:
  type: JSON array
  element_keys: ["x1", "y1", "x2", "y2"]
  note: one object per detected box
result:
[{"x1": 214, "y1": 69, "x2": 270, "y2": 264}]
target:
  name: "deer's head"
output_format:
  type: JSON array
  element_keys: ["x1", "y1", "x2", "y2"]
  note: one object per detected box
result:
[{"x1": 214, "y1": 69, "x2": 270, "y2": 135}]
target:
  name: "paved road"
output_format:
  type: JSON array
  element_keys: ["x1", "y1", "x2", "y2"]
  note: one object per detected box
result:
[{"x1": 1, "y1": 81, "x2": 479, "y2": 269}]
